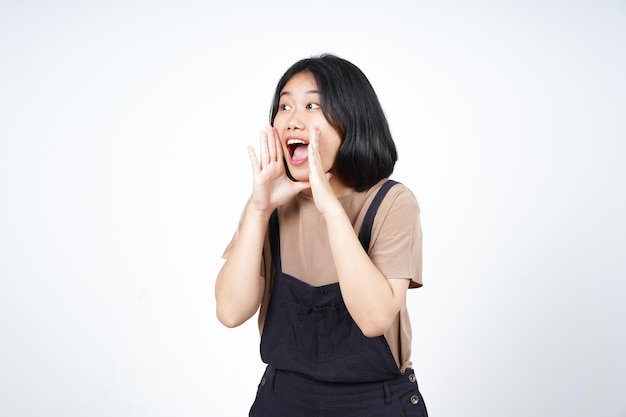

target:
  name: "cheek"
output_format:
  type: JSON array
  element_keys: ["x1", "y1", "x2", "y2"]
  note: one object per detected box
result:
[
  {"x1": 320, "y1": 141, "x2": 341, "y2": 170},
  {"x1": 271, "y1": 117, "x2": 282, "y2": 129}
]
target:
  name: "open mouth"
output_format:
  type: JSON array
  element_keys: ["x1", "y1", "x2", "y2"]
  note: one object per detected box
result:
[{"x1": 287, "y1": 139, "x2": 309, "y2": 163}]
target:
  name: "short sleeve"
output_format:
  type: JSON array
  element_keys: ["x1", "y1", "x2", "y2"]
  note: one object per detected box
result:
[{"x1": 368, "y1": 185, "x2": 422, "y2": 288}]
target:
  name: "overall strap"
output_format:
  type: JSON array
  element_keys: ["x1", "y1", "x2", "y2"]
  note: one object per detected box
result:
[
  {"x1": 358, "y1": 180, "x2": 399, "y2": 253},
  {"x1": 269, "y1": 209, "x2": 282, "y2": 271}
]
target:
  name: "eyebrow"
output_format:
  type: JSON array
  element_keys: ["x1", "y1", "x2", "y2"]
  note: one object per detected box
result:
[{"x1": 279, "y1": 90, "x2": 320, "y2": 97}]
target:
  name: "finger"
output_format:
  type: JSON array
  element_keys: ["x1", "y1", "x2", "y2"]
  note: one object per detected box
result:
[
  {"x1": 292, "y1": 179, "x2": 311, "y2": 194},
  {"x1": 266, "y1": 124, "x2": 277, "y2": 162},
  {"x1": 272, "y1": 126, "x2": 284, "y2": 161},
  {"x1": 308, "y1": 129, "x2": 323, "y2": 176},
  {"x1": 247, "y1": 145, "x2": 260, "y2": 174},
  {"x1": 259, "y1": 130, "x2": 269, "y2": 168},
  {"x1": 309, "y1": 127, "x2": 320, "y2": 154}
]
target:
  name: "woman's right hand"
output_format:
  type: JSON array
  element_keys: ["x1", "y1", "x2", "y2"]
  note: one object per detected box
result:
[{"x1": 247, "y1": 124, "x2": 310, "y2": 213}]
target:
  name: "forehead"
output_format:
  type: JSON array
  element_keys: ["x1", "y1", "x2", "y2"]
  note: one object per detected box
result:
[{"x1": 281, "y1": 71, "x2": 318, "y2": 95}]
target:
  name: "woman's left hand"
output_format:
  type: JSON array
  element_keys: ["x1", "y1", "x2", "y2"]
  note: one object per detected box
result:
[{"x1": 307, "y1": 128, "x2": 342, "y2": 215}]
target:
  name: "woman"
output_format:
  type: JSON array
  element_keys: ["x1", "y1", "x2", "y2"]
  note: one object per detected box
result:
[{"x1": 215, "y1": 54, "x2": 427, "y2": 416}]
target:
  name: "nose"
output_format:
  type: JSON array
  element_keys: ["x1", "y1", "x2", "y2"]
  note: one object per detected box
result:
[{"x1": 286, "y1": 109, "x2": 305, "y2": 131}]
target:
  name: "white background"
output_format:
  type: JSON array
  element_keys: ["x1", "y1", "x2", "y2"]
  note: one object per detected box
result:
[{"x1": 1, "y1": 1, "x2": 625, "y2": 416}]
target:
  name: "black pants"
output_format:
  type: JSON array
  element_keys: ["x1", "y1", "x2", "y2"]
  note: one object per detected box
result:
[{"x1": 249, "y1": 365, "x2": 428, "y2": 417}]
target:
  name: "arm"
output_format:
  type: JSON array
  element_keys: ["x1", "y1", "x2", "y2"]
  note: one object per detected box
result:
[
  {"x1": 324, "y1": 207, "x2": 410, "y2": 338},
  {"x1": 215, "y1": 125, "x2": 310, "y2": 328},
  {"x1": 307, "y1": 130, "x2": 411, "y2": 337},
  {"x1": 215, "y1": 202, "x2": 271, "y2": 328}
]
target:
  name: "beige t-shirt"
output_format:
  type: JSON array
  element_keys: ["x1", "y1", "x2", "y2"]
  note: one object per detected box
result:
[{"x1": 223, "y1": 178, "x2": 422, "y2": 371}]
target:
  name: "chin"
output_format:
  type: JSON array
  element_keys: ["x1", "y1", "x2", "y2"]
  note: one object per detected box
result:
[{"x1": 286, "y1": 166, "x2": 309, "y2": 182}]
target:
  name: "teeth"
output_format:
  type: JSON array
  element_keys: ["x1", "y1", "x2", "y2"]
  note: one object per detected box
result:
[{"x1": 287, "y1": 139, "x2": 307, "y2": 145}]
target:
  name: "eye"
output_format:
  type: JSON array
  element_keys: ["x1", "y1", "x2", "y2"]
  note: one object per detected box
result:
[
  {"x1": 279, "y1": 103, "x2": 292, "y2": 111},
  {"x1": 306, "y1": 103, "x2": 320, "y2": 110}
]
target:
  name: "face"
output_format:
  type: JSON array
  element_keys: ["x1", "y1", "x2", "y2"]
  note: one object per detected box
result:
[{"x1": 273, "y1": 71, "x2": 343, "y2": 185}]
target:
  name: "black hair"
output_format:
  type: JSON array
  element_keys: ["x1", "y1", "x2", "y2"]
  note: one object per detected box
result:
[{"x1": 269, "y1": 54, "x2": 397, "y2": 192}]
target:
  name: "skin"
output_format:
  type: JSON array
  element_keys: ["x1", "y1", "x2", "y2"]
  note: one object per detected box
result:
[{"x1": 215, "y1": 71, "x2": 410, "y2": 337}]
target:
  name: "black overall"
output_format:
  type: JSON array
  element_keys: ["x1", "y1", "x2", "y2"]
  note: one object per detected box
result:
[{"x1": 250, "y1": 180, "x2": 428, "y2": 417}]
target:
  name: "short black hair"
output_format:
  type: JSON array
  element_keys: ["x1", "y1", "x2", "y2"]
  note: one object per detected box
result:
[{"x1": 269, "y1": 54, "x2": 397, "y2": 192}]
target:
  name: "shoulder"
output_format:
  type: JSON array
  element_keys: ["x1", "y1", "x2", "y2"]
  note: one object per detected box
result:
[
  {"x1": 378, "y1": 180, "x2": 420, "y2": 217},
  {"x1": 369, "y1": 180, "x2": 421, "y2": 248},
  {"x1": 367, "y1": 180, "x2": 423, "y2": 284},
  {"x1": 366, "y1": 179, "x2": 421, "y2": 244}
]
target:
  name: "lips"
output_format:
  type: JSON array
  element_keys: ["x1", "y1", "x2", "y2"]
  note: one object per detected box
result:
[{"x1": 286, "y1": 138, "x2": 309, "y2": 164}]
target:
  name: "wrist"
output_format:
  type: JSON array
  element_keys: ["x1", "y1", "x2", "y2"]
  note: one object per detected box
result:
[
  {"x1": 321, "y1": 203, "x2": 348, "y2": 223},
  {"x1": 246, "y1": 200, "x2": 274, "y2": 221}
]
